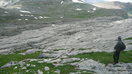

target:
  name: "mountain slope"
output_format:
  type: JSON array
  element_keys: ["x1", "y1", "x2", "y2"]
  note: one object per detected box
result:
[
  {"x1": 0, "y1": 0, "x2": 128, "y2": 37},
  {"x1": 93, "y1": 1, "x2": 132, "y2": 16},
  {"x1": 0, "y1": 16, "x2": 132, "y2": 53},
  {"x1": 0, "y1": 0, "x2": 128, "y2": 22}
]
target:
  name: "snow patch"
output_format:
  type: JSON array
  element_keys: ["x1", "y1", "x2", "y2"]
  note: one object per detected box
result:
[
  {"x1": 18, "y1": 19, "x2": 22, "y2": 21},
  {"x1": 39, "y1": 16, "x2": 43, "y2": 19},
  {"x1": 60, "y1": 1, "x2": 64, "y2": 4},
  {"x1": 19, "y1": 10, "x2": 31, "y2": 13},
  {"x1": 92, "y1": 7, "x2": 96, "y2": 11},
  {"x1": 87, "y1": 11, "x2": 90, "y2": 12},
  {"x1": 44, "y1": 16, "x2": 51, "y2": 19},
  {"x1": 60, "y1": 16, "x2": 63, "y2": 18},
  {"x1": 25, "y1": 19, "x2": 28, "y2": 21},
  {"x1": 72, "y1": 0, "x2": 85, "y2": 3},
  {"x1": 33, "y1": 16, "x2": 51, "y2": 19},
  {"x1": 20, "y1": 14, "x2": 24, "y2": 16},
  {"x1": 34, "y1": 17, "x2": 38, "y2": 19},
  {"x1": 75, "y1": 8, "x2": 82, "y2": 11}
]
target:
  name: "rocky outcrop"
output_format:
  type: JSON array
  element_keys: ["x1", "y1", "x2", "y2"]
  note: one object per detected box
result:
[
  {"x1": 0, "y1": 16, "x2": 132, "y2": 53},
  {"x1": 72, "y1": 59, "x2": 132, "y2": 74}
]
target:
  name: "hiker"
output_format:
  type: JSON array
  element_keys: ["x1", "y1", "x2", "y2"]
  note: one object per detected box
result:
[{"x1": 113, "y1": 36, "x2": 126, "y2": 64}]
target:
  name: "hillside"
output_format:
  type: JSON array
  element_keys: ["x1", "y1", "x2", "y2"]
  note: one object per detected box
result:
[
  {"x1": 0, "y1": 0, "x2": 132, "y2": 73},
  {"x1": 0, "y1": 0, "x2": 128, "y2": 38},
  {"x1": 0, "y1": 16, "x2": 132, "y2": 74},
  {"x1": 0, "y1": 16, "x2": 132, "y2": 53},
  {"x1": 93, "y1": 1, "x2": 132, "y2": 16}
]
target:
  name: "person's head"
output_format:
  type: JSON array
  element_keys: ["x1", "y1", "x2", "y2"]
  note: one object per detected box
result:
[{"x1": 118, "y1": 36, "x2": 122, "y2": 41}]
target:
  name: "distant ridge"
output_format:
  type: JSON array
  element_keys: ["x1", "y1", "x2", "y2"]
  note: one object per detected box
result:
[{"x1": 93, "y1": 1, "x2": 132, "y2": 16}]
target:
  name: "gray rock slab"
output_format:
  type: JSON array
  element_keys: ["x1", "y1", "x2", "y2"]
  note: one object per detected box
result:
[{"x1": 0, "y1": 17, "x2": 132, "y2": 53}]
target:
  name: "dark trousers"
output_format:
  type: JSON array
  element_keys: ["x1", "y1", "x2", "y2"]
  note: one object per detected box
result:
[{"x1": 113, "y1": 50, "x2": 121, "y2": 64}]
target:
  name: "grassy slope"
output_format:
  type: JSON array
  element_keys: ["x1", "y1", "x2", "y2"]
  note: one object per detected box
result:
[
  {"x1": 0, "y1": 38, "x2": 131, "y2": 73},
  {"x1": 0, "y1": 61, "x2": 76, "y2": 74},
  {"x1": 0, "y1": 51, "x2": 40, "y2": 67},
  {"x1": 71, "y1": 50, "x2": 132, "y2": 64},
  {"x1": 125, "y1": 37, "x2": 132, "y2": 40},
  {"x1": 72, "y1": 37, "x2": 132, "y2": 64},
  {"x1": 0, "y1": 49, "x2": 131, "y2": 73},
  {"x1": 125, "y1": 37, "x2": 132, "y2": 45}
]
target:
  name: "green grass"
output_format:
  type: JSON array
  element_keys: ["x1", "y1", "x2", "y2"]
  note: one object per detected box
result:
[
  {"x1": 128, "y1": 43, "x2": 132, "y2": 45},
  {"x1": 54, "y1": 64, "x2": 76, "y2": 74},
  {"x1": 14, "y1": 49, "x2": 29, "y2": 54},
  {"x1": 0, "y1": 49, "x2": 94, "y2": 74},
  {"x1": 125, "y1": 37, "x2": 132, "y2": 45},
  {"x1": 78, "y1": 70, "x2": 94, "y2": 74},
  {"x1": 78, "y1": 48, "x2": 91, "y2": 50},
  {"x1": 71, "y1": 50, "x2": 132, "y2": 64},
  {"x1": 0, "y1": 61, "x2": 78, "y2": 74},
  {"x1": 0, "y1": 49, "x2": 131, "y2": 73},
  {"x1": 0, "y1": 49, "x2": 78, "y2": 74},
  {"x1": 125, "y1": 37, "x2": 132, "y2": 40},
  {"x1": 72, "y1": 8, "x2": 128, "y2": 19},
  {"x1": 0, "y1": 61, "x2": 55, "y2": 74},
  {"x1": 0, "y1": 51, "x2": 41, "y2": 67}
]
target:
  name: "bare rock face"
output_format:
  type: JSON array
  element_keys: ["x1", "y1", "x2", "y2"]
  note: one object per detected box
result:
[
  {"x1": 0, "y1": 16, "x2": 132, "y2": 53},
  {"x1": 72, "y1": 59, "x2": 132, "y2": 74}
]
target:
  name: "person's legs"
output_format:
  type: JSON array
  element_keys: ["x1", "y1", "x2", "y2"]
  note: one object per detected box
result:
[
  {"x1": 116, "y1": 51, "x2": 120, "y2": 63},
  {"x1": 113, "y1": 50, "x2": 120, "y2": 64},
  {"x1": 113, "y1": 51, "x2": 117, "y2": 64}
]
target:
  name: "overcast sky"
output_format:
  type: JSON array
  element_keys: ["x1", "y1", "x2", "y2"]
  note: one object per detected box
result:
[{"x1": 84, "y1": 0, "x2": 132, "y2": 3}]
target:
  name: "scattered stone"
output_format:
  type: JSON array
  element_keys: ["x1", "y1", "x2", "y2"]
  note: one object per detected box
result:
[
  {"x1": 61, "y1": 55, "x2": 68, "y2": 58},
  {"x1": 29, "y1": 59, "x2": 38, "y2": 62},
  {"x1": 44, "y1": 66, "x2": 50, "y2": 71},
  {"x1": 31, "y1": 64, "x2": 36, "y2": 67},
  {"x1": 42, "y1": 59, "x2": 52, "y2": 62},
  {"x1": 54, "y1": 69, "x2": 61, "y2": 74},
  {"x1": 19, "y1": 61, "x2": 26, "y2": 67},
  {"x1": 69, "y1": 72, "x2": 76, "y2": 74},
  {"x1": 61, "y1": 58, "x2": 80, "y2": 63},
  {"x1": 38, "y1": 53, "x2": 60, "y2": 58},
  {"x1": 19, "y1": 49, "x2": 40, "y2": 55},
  {"x1": 38, "y1": 61, "x2": 44, "y2": 63},
  {"x1": 0, "y1": 61, "x2": 18, "y2": 69},
  {"x1": 38, "y1": 53, "x2": 47, "y2": 58},
  {"x1": 37, "y1": 70, "x2": 43, "y2": 74},
  {"x1": 26, "y1": 70, "x2": 29, "y2": 72},
  {"x1": 14, "y1": 66, "x2": 17, "y2": 69},
  {"x1": 51, "y1": 59, "x2": 61, "y2": 63},
  {"x1": 26, "y1": 64, "x2": 30, "y2": 67},
  {"x1": 22, "y1": 66, "x2": 26, "y2": 70},
  {"x1": 73, "y1": 59, "x2": 132, "y2": 74}
]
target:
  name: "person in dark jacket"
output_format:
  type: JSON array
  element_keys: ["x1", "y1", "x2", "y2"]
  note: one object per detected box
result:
[{"x1": 113, "y1": 36, "x2": 126, "y2": 64}]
